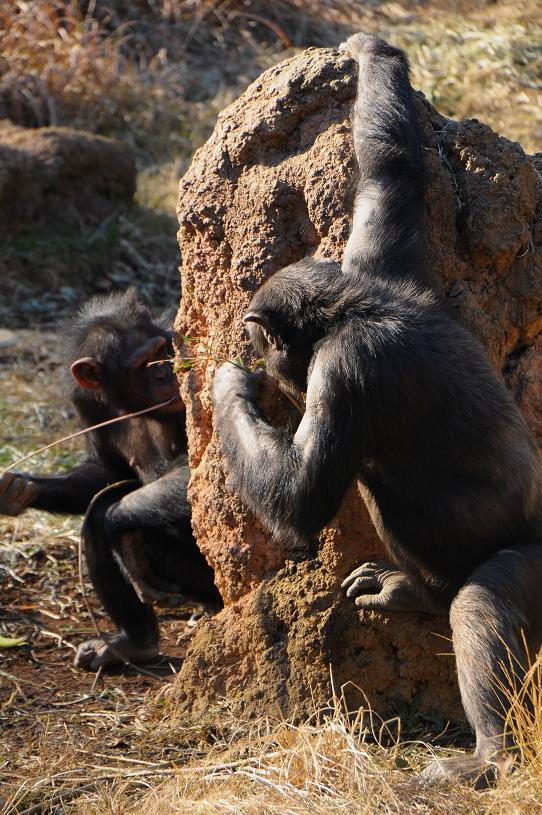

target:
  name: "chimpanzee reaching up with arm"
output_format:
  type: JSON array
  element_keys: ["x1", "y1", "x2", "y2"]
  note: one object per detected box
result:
[
  {"x1": 211, "y1": 35, "x2": 542, "y2": 785},
  {"x1": 0, "y1": 289, "x2": 220, "y2": 669}
]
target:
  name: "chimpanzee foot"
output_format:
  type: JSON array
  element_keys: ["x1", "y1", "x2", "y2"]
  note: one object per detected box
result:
[
  {"x1": 419, "y1": 754, "x2": 503, "y2": 789},
  {"x1": 341, "y1": 560, "x2": 439, "y2": 613},
  {"x1": 74, "y1": 633, "x2": 158, "y2": 671}
]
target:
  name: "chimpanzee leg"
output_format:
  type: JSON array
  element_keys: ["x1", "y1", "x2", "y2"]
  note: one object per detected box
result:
[
  {"x1": 75, "y1": 481, "x2": 160, "y2": 670},
  {"x1": 421, "y1": 544, "x2": 542, "y2": 787},
  {"x1": 116, "y1": 528, "x2": 185, "y2": 606},
  {"x1": 107, "y1": 468, "x2": 220, "y2": 605},
  {"x1": 76, "y1": 469, "x2": 221, "y2": 670}
]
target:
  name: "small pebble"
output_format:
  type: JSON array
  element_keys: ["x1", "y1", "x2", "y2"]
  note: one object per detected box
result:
[{"x1": 0, "y1": 328, "x2": 18, "y2": 349}]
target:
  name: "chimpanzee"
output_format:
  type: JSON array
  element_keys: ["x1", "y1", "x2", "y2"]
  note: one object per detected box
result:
[
  {"x1": 0, "y1": 289, "x2": 221, "y2": 669},
  {"x1": 211, "y1": 35, "x2": 542, "y2": 785}
]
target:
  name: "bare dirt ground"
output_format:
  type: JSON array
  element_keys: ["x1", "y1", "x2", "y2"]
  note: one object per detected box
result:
[
  {"x1": 1, "y1": 1, "x2": 542, "y2": 811},
  {"x1": 0, "y1": 333, "x2": 212, "y2": 812}
]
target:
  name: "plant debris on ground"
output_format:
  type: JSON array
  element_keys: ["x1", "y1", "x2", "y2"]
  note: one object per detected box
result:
[
  {"x1": 1, "y1": 1, "x2": 542, "y2": 812},
  {"x1": 0, "y1": 334, "x2": 210, "y2": 811}
]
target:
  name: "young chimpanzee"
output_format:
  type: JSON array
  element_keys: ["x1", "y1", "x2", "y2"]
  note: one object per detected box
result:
[
  {"x1": 0, "y1": 289, "x2": 220, "y2": 669},
  {"x1": 211, "y1": 35, "x2": 542, "y2": 785}
]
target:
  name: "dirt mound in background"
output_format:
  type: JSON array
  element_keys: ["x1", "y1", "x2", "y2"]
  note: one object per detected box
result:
[
  {"x1": 172, "y1": 46, "x2": 542, "y2": 722},
  {"x1": 0, "y1": 121, "x2": 135, "y2": 233}
]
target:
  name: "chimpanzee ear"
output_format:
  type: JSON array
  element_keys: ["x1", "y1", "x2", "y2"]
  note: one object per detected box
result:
[
  {"x1": 243, "y1": 311, "x2": 283, "y2": 351},
  {"x1": 70, "y1": 357, "x2": 102, "y2": 389}
]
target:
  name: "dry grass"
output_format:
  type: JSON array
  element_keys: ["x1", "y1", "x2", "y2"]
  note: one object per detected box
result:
[
  {"x1": 6, "y1": 682, "x2": 542, "y2": 814},
  {"x1": 381, "y1": 4, "x2": 542, "y2": 155},
  {"x1": 0, "y1": 0, "x2": 181, "y2": 145},
  {"x1": 0, "y1": 204, "x2": 181, "y2": 329},
  {"x1": 2, "y1": 2, "x2": 542, "y2": 813},
  {"x1": 1, "y1": 1, "x2": 540, "y2": 154},
  {"x1": 0, "y1": 0, "x2": 288, "y2": 155},
  {"x1": 1, "y1": 0, "x2": 540, "y2": 324},
  {"x1": 0, "y1": 0, "x2": 542, "y2": 155},
  {"x1": 0, "y1": 330, "x2": 83, "y2": 471}
]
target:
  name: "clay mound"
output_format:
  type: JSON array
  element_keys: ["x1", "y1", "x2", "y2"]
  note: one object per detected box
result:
[
  {"x1": 173, "y1": 46, "x2": 542, "y2": 722},
  {"x1": 0, "y1": 121, "x2": 135, "y2": 233}
]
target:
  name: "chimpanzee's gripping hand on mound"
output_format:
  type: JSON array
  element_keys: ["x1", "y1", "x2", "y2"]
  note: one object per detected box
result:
[
  {"x1": 339, "y1": 32, "x2": 385, "y2": 60},
  {"x1": 342, "y1": 561, "x2": 442, "y2": 614}
]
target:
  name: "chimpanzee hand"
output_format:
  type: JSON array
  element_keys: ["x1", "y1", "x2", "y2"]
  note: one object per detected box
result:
[
  {"x1": 0, "y1": 472, "x2": 39, "y2": 516},
  {"x1": 339, "y1": 33, "x2": 387, "y2": 60},
  {"x1": 212, "y1": 362, "x2": 261, "y2": 406},
  {"x1": 342, "y1": 560, "x2": 438, "y2": 614}
]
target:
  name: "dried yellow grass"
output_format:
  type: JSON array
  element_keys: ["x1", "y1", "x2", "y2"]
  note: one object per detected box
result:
[
  {"x1": 0, "y1": 1, "x2": 136, "y2": 129},
  {"x1": 2, "y1": 3, "x2": 542, "y2": 814},
  {"x1": 65, "y1": 683, "x2": 542, "y2": 814}
]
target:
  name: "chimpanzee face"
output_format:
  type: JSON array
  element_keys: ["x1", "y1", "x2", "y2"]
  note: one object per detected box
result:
[
  {"x1": 120, "y1": 326, "x2": 182, "y2": 414},
  {"x1": 243, "y1": 259, "x2": 338, "y2": 399},
  {"x1": 244, "y1": 318, "x2": 312, "y2": 400},
  {"x1": 71, "y1": 319, "x2": 183, "y2": 415}
]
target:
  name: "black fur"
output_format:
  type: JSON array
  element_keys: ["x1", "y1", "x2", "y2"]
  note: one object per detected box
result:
[
  {"x1": 212, "y1": 35, "x2": 542, "y2": 783},
  {"x1": 0, "y1": 289, "x2": 220, "y2": 669}
]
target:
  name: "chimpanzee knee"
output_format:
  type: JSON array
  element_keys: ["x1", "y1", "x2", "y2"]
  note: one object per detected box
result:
[
  {"x1": 82, "y1": 482, "x2": 159, "y2": 648},
  {"x1": 450, "y1": 545, "x2": 542, "y2": 756}
]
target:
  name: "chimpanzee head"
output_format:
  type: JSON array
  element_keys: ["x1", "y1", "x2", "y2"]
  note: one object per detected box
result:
[
  {"x1": 243, "y1": 258, "x2": 341, "y2": 397},
  {"x1": 68, "y1": 289, "x2": 182, "y2": 415}
]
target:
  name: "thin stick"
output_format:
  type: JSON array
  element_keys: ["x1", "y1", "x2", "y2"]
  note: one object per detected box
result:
[
  {"x1": 90, "y1": 665, "x2": 104, "y2": 694},
  {"x1": 78, "y1": 528, "x2": 101, "y2": 639},
  {"x1": 152, "y1": 353, "x2": 305, "y2": 414},
  {"x1": 1, "y1": 395, "x2": 180, "y2": 475}
]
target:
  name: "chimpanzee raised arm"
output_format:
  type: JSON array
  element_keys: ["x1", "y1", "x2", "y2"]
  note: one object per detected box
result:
[
  {"x1": 0, "y1": 461, "x2": 127, "y2": 516},
  {"x1": 340, "y1": 36, "x2": 427, "y2": 284},
  {"x1": 0, "y1": 289, "x2": 220, "y2": 669},
  {"x1": 212, "y1": 266, "x2": 361, "y2": 556}
]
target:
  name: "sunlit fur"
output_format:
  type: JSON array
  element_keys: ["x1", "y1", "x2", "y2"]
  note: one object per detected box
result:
[{"x1": 213, "y1": 34, "x2": 542, "y2": 783}]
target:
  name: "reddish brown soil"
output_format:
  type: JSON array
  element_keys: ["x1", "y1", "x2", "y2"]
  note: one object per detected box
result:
[{"x1": 0, "y1": 530, "x2": 207, "y2": 795}]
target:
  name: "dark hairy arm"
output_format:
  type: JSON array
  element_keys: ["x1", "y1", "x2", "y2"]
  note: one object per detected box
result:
[
  {"x1": 0, "y1": 459, "x2": 127, "y2": 516},
  {"x1": 212, "y1": 338, "x2": 361, "y2": 553},
  {"x1": 340, "y1": 33, "x2": 427, "y2": 283}
]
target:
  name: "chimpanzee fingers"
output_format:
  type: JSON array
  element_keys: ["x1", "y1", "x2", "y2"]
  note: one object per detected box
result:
[
  {"x1": 0, "y1": 472, "x2": 16, "y2": 496},
  {"x1": 7, "y1": 477, "x2": 26, "y2": 501},
  {"x1": 74, "y1": 634, "x2": 159, "y2": 671},
  {"x1": 341, "y1": 560, "x2": 396, "y2": 590},
  {"x1": 355, "y1": 580, "x2": 437, "y2": 614},
  {"x1": 339, "y1": 33, "x2": 379, "y2": 60},
  {"x1": 355, "y1": 593, "x2": 390, "y2": 610},
  {"x1": 340, "y1": 561, "x2": 378, "y2": 588},
  {"x1": 212, "y1": 362, "x2": 252, "y2": 406},
  {"x1": 74, "y1": 639, "x2": 108, "y2": 669},
  {"x1": 345, "y1": 575, "x2": 381, "y2": 598},
  {"x1": 9, "y1": 477, "x2": 28, "y2": 502},
  {"x1": 0, "y1": 475, "x2": 38, "y2": 515},
  {"x1": 74, "y1": 638, "x2": 126, "y2": 670},
  {"x1": 13, "y1": 481, "x2": 39, "y2": 514}
]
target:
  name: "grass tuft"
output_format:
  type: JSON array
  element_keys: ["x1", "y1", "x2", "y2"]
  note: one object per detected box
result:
[{"x1": 2, "y1": 3, "x2": 542, "y2": 813}]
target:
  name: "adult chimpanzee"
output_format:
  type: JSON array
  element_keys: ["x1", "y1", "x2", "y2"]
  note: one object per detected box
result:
[
  {"x1": 0, "y1": 289, "x2": 221, "y2": 670},
  {"x1": 211, "y1": 34, "x2": 542, "y2": 785}
]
